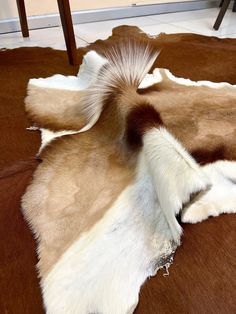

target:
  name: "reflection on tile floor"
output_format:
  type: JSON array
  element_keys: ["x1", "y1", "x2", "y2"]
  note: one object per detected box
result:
[{"x1": 0, "y1": 8, "x2": 235, "y2": 50}]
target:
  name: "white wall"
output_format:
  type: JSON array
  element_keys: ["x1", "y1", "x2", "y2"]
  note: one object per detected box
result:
[
  {"x1": 0, "y1": 1, "x2": 135, "y2": 20},
  {"x1": 0, "y1": 0, "x2": 195, "y2": 21}
]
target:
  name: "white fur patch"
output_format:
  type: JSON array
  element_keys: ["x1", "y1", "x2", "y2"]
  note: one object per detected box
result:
[
  {"x1": 29, "y1": 74, "x2": 87, "y2": 91},
  {"x1": 39, "y1": 129, "x2": 80, "y2": 153},
  {"x1": 143, "y1": 127, "x2": 209, "y2": 243},
  {"x1": 181, "y1": 161, "x2": 236, "y2": 223},
  {"x1": 29, "y1": 51, "x2": 108, "y2": 91},
  {"x1": 138, "y1": 71, "x2": 162, "y2": 88},
  {"x1": 154, "y1": 68, "x2": 236, "y2": 89}
]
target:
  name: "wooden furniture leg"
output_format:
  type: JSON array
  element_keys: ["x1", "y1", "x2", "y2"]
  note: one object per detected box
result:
[
  {"x1": 16, "y1": 0, "x2": 77, "y2": 65},
  {"x1": 16, "y1": 0, "x2": 29, "y2": 37},
  {"x1": 213, "y1": 0, "x2": 231, "y2": 30},
  {"x1": 57, "y1": 0, "x2": 77, "y2": 65},
  {"x1": 233, "y1": 0, "x2": 236, "y2": 12}
]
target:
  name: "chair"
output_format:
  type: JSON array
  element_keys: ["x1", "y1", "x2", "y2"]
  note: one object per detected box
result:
[
  {"x1": 16, "y1": 0, "x2": 77, "y2": 65},
  {"x1": 213, "y1": 0, "x2": 236, "y2": 30}
]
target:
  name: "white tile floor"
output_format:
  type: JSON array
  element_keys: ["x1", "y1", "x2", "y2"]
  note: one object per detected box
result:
[{"x1": 0, "y1": 8, "x2": 235, "y2": 50}]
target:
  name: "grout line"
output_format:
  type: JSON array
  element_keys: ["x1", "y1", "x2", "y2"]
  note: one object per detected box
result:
[
  {"x1": 222, "y1": 33, "x2": 236, "y2": 38},
  {"x1": 169, "y1": 23, "x2": 216, "y2": 36},
  {"x1": 75, "y1": 34, "x2": 90, "y2": 44},
  {"x1": 138, "y1": 18, "x2": 167, "y2": 26},
  {"x1": 140, "y1": 21, "x2": 198, "y2": 33},
  {"x1": 167, "y1": 21, "x2": 204, "y2": 33}
]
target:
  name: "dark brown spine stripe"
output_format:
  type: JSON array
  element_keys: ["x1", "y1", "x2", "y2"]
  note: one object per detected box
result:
[
  {"x1": 191, "y1": 145, "x2": 226, "y2": 165},
  {"x1": 125, "y1": 103, "x2": 163, "y2": 150}
]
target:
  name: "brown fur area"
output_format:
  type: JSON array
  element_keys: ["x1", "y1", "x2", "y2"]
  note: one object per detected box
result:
[
  {"x1": 191, "y1": 145, "x2": 227, "y2": 165},
  {"x1": 0, "y1": 158, "x2": 39, "y2": 179},
  {"x1": 125, "y1": 103, "x2": 163, "y2": 150}
]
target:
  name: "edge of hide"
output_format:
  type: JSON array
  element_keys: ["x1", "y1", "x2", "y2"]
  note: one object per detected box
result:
[
  {"x1": 157, "y1": 68, "x2": 236, "y2": 89},
  {"x1": 29, "y1": 51, "x2": 108, "y2": 91}
]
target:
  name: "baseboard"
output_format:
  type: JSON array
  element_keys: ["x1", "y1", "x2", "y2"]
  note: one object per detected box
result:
[{"x1": 0, "y1": 0, "x2": 219, "y2": 34}]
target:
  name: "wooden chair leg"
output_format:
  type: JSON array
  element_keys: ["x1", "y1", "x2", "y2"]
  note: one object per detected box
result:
[
  {"x1": 16, "y1": 0, "x2": 29, "y2": 37},
  {"x1": 57, "y1": 0, "x2": 77, "y2": 65},
  {"x1": 233, "y1": 0, "x2": 236, "y2": 12},
  {"x1": 213, "y1": 0, "x2": 231, "y2": 30}
]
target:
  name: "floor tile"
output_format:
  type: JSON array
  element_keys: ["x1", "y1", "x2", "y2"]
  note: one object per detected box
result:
[
  {"x1": 0, "y1": 26, "x2": 87, "y2": 50},
  {"x1": 138, "y1": 23, "x2": 193, "y2": 37},
  {"x1": 74, "y1": 16, "x2": 160, "y2": 43},
  {"x1": 148, "y1": 8, "x2": 220, "y2": 23},
  {"x1": 147, "y1": 8, "x2": 236, "y2": 38},
  {"x1": 171, "y1": 11, "x2": 236, "y2": 37},
  {"x1": 223, "y1": 33, "x2": 236, "y2": 38}
]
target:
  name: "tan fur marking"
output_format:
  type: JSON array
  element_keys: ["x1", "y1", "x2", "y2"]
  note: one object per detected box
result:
[
  {"x1": 141, "y1": 71, "x2": 236, "y2": 158},
  {"x1": 22, "y1": 133, "x2": 135, "y2": 278},
  {"x1": 25, "y1": 85, "x2": 87, "y2": 131}
]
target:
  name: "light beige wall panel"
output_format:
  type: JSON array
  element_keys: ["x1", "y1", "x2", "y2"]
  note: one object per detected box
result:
[
  {"x1": 135, "y1": 0, "x2": 195, "y2": 4},
  {"x1": 0, "y1": 0, "x2": 134, "y2": 20}
]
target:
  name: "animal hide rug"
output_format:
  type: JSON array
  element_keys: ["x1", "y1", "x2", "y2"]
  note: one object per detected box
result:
[{"x1": 22, "y1": 41, "x2": 236, "y2": 314}]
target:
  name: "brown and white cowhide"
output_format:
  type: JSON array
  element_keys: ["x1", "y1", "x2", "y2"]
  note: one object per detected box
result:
[{"x1": 21, "y1": 41, "x2": 236, "y2": 314}]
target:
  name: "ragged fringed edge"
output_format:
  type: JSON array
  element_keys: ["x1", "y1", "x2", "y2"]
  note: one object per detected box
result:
[
  {"x1": 148, "y1": 241, "x2": 178, "y2": 278},
  {"x1": 27, "y1": 126, "x2": 80, "y2": 155}
]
